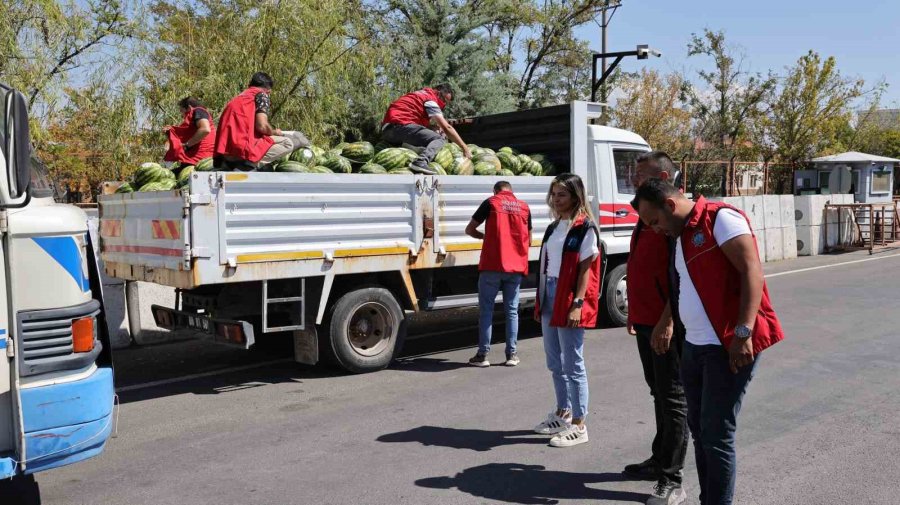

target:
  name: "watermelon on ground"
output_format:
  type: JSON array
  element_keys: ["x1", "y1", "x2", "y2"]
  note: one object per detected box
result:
[
  {"x1": 321, "y1": 154, "x2": 352, "y2": 174},
  {"x1": 290, "y1": 147, "x2": 316, "y2": 166},
  {"x1": 276, "y1": 161, "x2": 311, "y2": 173},
  {"x1": 115, "y1": 182, "x2": 134, "y2": 193},
  {"x1": 341, "y1": 141, "x2": 375, "y2": 163},
  {"x1": 196, "y1": 157, "x2": 214, "y2": 171},
  {"x1": 359, "y1": 163, "x2": 388, "y2": 174},
  {"x1": 474, "y1": 162, "x2": 498, "y2": 176}
]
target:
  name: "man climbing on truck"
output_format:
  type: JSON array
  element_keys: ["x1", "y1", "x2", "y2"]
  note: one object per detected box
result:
[
  {"x1": 214, "y1": 72, "x2": 310, "y2": 169},
  {"x1": 381, "y1": 83, "x2": 471, "y2": 174}
]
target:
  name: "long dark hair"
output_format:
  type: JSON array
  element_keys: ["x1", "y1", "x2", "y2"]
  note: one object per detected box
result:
[{"x1": 547, "y1": 173, "x2": 593, "y2": 221}]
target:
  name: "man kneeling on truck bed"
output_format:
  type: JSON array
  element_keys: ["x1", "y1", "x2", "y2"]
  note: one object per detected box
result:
[
  {"x1": 381, "y1": 83, "x2": 471, "y2": 174},
  {"x1": 214, "y1": 72, "x2": 310, "y2": 169}
]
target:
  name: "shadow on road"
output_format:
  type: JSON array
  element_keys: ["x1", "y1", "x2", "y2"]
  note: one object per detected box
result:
[
  {"x1": 416, "y1": 463, "x2": 647, "y2": 504},
  {"x1": 390, "y1": 357, "x2": 472, "y2": 372},
  {"x1": 377, "y1": 426, "x2": 548, "y2": 452}
]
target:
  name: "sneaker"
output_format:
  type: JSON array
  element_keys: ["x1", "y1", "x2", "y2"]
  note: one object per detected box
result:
[
  {"x1": 533, "y1": 411, "x2": 572, "y2": 435},
  {"x1": 623, "y1": 457, "x2": 661, "y2": 480},
  {"x1": 646, "y1": 480, "x2": 686, "y2": 505},
  {"x1": 409, "y1": 162, "x2": 437, "y2": 175},
  {"x1": 468, "y1": 353, "x2": 490, "y2": 367},
  {"x1": 549, "y1": 424, "x2": 589, "y2": 447},
  {"x1": 505, "y1": 352, "x2": 520, "y2": 366}
]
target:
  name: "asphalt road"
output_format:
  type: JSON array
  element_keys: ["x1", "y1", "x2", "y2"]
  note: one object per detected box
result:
[{"x1": 30, "y1": 249, "x2": 900, "y2": 504}]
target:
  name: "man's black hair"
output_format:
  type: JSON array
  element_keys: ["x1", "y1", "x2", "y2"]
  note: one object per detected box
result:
[
  {"x1": 636, "y1": 150, "x2": 677, "y2": 176},
  {"x1": 494, "y1": 181, "x2": 512, "y2": 192},
  {"x1": 178, "y1": 97, "x2": 203, "y2": 109},
  {"x1": 433, "y1": 83, "x2": 454, "y2": 96},
  {"x1": 249, "y1": 72, "x2": 275, "y2": 89},
  {"x1": 630, "y1": 178, "x2": 681, "y2": 211}
]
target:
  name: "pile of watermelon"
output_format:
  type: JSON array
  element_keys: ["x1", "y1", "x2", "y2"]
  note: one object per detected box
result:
[
  {"x1": 433, "y1": 144, "x2": 554, "y2": 177},
  {"x1": 115, "y1": 158, "x2": 215, "y2": 194}
]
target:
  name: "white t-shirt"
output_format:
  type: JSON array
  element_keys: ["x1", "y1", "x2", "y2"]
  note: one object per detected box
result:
[
  {"x1": 675, "y1": 209, "x2": 751, "y2": 346},
  {"x1": 546, "y1": 220, "x2": 600, "y2": 278},
  {"x1": 423, "y1": 100, "x2": 443, "y2": 118}
]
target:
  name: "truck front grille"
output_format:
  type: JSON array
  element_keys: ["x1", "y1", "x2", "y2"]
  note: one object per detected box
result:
[{"x1": 17, "y1": 299, "x2": 102, "y2": 376}]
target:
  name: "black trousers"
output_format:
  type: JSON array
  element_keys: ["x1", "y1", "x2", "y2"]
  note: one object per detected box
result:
[{"x1": 634, "y1": 324, "x2": 689, "y2": 484}]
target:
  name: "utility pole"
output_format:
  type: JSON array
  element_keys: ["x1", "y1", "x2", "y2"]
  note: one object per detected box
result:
[{"x1": 598, "y1": 1, "x2": 621, "y2": 124}]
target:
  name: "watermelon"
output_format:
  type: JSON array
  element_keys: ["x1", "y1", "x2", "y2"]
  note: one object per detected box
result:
[
  {"x1": 373, "y1": 147, "x2": 417, "y2": 170},
  {"x1": 481, "y1": 148, "x2": 496, "y2": 157},
  {"x1": 453, "y1": 157, "x2": 475, "y2": 176},
  {"x1": 388, "y1": 168, "x2": 413, "y2": 175},
  {"x1": 133, "y1": 164, "x2": 173, "y2": 187},
  {"x1": 499, "y1": 146, "x2": 519, "y2": 155},
  {"x1": 176, "y1": 165, "x2": 194, "y2": 187},
  {"x1": 289, "y1": 147, "x2": 316, "y2": 166},
  {"x1": 138, "y1": 179, "x2": 177, "y2": 192},
  {"x1": 341, "y1": 141, "x2": 375, "y2": 163},
  {"x1": 276, "y1": 161, "x2": 311, "y2": 173},
  {"x1": 474, "y1": 153, "x2": 502, "y2": 171},
  {"x1": 309, "y1": 166, "x2": 333, "y2": 174},
  {"x1": 474, "y1": 162, "x2": 498, "y2": 176},
  {"x1": 321, "y1": 154, "x2": 352, "y2": 174},
  {"x1": 374, "y1": 141, "x2": 390, "y2": 153},
  {"x1": 529, "y1": 154, "x2": 555, "y2": 175},
  {"x1": 196, "y1": 157, "x2": 214, "y2": 172},
  {"x1": 499, "y1": 168, "x2": 516, "y2": 177},
  {"x1": 519, "y1": 172, "x2": 533, "y2": 177},
  {"x1": 435, "y1": 146, "x2": 455, "y2": 169},
  {"x1": 446, "y1": 143, "x2": 462, "y2": 155},
  {"x1": 115, "y1": 182, "x2": 134, "y2": 194},
  {"x1": 428, "y1": 162, "x2": 447, "y2": 176},
  {"x1": 140, "y1": 162, "x2": 163, "y2": 171},
  {"x1": 359, "y1": 163, "x2": 388, "y2": 174},
  {"x1": 497, "y1": 152, "x2": 521, "y2": 174},
  {"x1": 309, "y1": 145, "x2": 326, "y2": 159},
  {"x1": 528, "y1": 159, "x2": 544, "y2": 176}
]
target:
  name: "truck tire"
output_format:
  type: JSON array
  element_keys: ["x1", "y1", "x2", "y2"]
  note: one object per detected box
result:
[
  {"x1": 326, "y1": 287, "x2": 406, "y2": 374},
  {"x1": 601, "y1": 263, "x2": 628, "y2": 327}
]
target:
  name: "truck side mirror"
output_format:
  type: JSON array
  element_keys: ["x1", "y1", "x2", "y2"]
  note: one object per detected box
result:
[{"x1": 5, "y1": 88, "x2": 32, "y2": 200}]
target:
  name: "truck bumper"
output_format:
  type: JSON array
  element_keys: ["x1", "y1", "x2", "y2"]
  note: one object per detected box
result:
[{"x1": 151, "y1": 305, "x2": 256, "y2": 349}]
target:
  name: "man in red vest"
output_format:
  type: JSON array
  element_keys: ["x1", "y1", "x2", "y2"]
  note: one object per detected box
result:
[
  {"x1": 631, "y1": 179, "x2": 785, "y2": 505},
  {"x1": 381, "y1": 83, "x2": 471, "y2": 174},
  {"x1": 214, "y1": 72, "x2": 309, "y2": 169},
  {"x1": 465, "y1": 181, "x2": 532, "y2": 367},
  {"x1": 163, "y1": 97, "x2": 216, "y2": 166},
  {"x1": 623, "y1": 152, "x2": 689, "y2": 505}
]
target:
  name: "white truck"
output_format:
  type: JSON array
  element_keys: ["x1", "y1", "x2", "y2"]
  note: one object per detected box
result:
[{"x1": 98, "y1": 101, "x2": 649, "y2": 373}]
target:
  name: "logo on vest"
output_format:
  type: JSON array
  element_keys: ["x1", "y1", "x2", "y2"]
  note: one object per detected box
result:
[{"x1": 692, "y1": 231, "x2": 706, "y2": 247}]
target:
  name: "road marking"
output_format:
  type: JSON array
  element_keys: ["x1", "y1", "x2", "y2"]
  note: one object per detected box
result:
[
  {"x1": 115, "y1": 359, "x2": 292, "y2": 393},
  {"x1": 765, "y1": 252, "x2": 900, "y2": 279}
]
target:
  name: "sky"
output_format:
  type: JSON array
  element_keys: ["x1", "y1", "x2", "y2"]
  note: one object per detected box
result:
[{"x1": 574, "y1": 0, "x2": 900, "y2": 107}]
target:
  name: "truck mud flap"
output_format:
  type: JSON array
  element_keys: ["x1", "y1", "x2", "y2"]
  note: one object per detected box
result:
[{"x1": 150, "y1": 305, "x2": 255, "y2": 349}]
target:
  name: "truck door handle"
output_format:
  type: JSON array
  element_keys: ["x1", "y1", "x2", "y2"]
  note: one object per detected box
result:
[{"x1": 615, "y1": 209, "x2": 629, "y2": 217}]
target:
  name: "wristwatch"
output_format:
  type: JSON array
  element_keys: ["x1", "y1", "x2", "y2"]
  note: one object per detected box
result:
[
  {"x1": 734, "y1": 324, "x2": 752, "y2": 340},
  {"x1": 572, "y1": 298, "x2": 584, "y2": 309}
]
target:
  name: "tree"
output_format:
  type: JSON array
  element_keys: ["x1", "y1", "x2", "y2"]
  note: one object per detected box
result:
[
  {"x1": 765, "y1": 52, "x2": 864, "y2": 164},
  {"x1": 686, "y1": 29, "x2": 776, "y2": 159},
  {"x1": 611, "y1": 70, "x2": 692, "y2": 157}
]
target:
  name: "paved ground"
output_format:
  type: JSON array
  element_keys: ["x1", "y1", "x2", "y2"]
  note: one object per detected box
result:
[{"x1": 29, "y1": 250, "x2": 900, "y2": 504}]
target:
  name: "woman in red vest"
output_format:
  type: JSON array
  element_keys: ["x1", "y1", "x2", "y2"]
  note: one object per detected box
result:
[
  {"x1": 532, "y1": 174, "x2": 606, "y2": 448},
  {"x1": 164, "y1": 97, "x2": 216, "y2": 166}
]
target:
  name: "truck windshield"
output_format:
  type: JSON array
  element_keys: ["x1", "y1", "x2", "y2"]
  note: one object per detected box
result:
[{"x1": 29, "y1": 154, "x2": 57, "y2": 199}]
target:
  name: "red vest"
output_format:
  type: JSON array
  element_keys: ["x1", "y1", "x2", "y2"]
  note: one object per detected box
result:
[
  {"x1": 535, "y1": 215, "x2": 607, "y2": 328},
  {"x1": 478, "y1": 191, "x2": 531, "y2": 274},
  {"x1": 382, "y1": 88, "x2": 446, "y2": 127},
  {"x1": 164, "y1": 106, "x2": 217, "y2": 165},
  {"x1": 673, "y1": 197, "x2": 785, "y2": 353},
  {"x1": 627, "y1": 221, "x2": 670, "y2": 326},
  {"x1": 214, "y1": 87, "x2": 274, "y2": 163}
]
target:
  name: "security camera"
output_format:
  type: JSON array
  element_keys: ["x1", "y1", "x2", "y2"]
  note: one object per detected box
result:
[{"x1": 636, "y1": 44, "x2": 662, "y2": 60}]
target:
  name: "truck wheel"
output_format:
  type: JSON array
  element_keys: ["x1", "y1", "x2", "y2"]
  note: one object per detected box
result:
[
  {"x1": 601, "y1": 263, "x2": 628, "y2": 327},
  {"x1": 327, "y1": 287, "x2": 406, "y2": 374}
]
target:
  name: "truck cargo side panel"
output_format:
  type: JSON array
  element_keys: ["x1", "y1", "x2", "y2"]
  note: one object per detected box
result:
[{"x1": 99, "y1": 191, "x2": 188, "y2": 271}]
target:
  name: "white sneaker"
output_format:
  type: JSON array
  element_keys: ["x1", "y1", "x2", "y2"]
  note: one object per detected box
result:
[
  {"x1": 533, "y1": 411, "x2": 572, "y2": 435},
  {"x1": 549, "y1": 424, "x2": 588, "y2": 447},
  {"x1": 646, "y1": 480, "x2": 686, "y2": 505}
]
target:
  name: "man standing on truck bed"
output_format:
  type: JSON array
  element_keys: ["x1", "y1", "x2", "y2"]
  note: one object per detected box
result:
[
  {"x1": 214, "y1": 72, "x2": 310, "y2": 169},
  {"x1": 164, "y1": 96, "x2": 217, "y2": 167},
  {"x1": 623, "y1": 151, "x2": 689, "y2": 505},
  {"x1": 465, "y1": 181, "x2": 532, "y2": 367},
  {"x1": 381, "y1": 83, "x2": 472, "y2": 174}
]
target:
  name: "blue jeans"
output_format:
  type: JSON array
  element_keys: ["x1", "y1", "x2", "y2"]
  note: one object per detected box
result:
[
  {"x1": 681, "y1": 342, "x2": 759, "y2": 505},
  {"x1": 541, "y1": 277, "x2": 589, "y2": 420},
  {"x1": 477, "y1": 271, "x2": 523, "y2": 356}
]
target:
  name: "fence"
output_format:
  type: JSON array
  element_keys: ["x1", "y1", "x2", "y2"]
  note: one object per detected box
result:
[{"x1": 679, "y1": 158, "x2": 798, "y2": 197}]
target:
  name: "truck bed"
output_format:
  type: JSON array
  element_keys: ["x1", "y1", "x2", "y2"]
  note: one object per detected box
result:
[{"x1": 99, "y1": 171, "x2": 555, "y2": 289}]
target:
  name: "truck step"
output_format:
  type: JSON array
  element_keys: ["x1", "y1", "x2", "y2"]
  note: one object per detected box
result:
[{"x1": 423, "y1": 288, "x2": 536, "y2": 311}]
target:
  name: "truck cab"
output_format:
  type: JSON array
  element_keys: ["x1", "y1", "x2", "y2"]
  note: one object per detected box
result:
[{"x1": 0, "y1": 84, "x2": 114, "y2": 495}]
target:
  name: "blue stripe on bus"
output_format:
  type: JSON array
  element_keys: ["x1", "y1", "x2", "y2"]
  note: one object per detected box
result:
[{"x1": 31, "y1": 236, "x2": 90, "y2": 292}]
